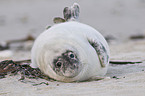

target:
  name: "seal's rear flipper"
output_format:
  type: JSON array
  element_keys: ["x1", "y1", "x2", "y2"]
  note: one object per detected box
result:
[{"x1": 63, "y1": 3, "x2": 80, "y2": 21}]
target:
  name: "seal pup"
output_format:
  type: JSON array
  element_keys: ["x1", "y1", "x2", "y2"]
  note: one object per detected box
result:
[{"x1": 31, "y1": 3, "x2": 110, "y2": 82}]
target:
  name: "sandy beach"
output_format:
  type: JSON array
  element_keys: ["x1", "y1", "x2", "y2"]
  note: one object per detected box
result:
[
  {"x1": 0, "y1": 39, "x2": 145, "y2": 96},
  {"x1": 0, "y1": 0, "x2": 145, "y2": 96}
]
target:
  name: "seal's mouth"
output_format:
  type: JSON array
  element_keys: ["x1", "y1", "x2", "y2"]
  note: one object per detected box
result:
[
  {"x1": 61, "y1": 63, "x2": 80, "y2": 78},
  {"x1": 62, "y1": 69, "x2": 77, "y2": 78}
]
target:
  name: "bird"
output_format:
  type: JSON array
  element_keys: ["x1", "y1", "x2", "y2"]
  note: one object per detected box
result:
[{"x1": 31, "y1": 3, "x2": 110, "y2": 82}]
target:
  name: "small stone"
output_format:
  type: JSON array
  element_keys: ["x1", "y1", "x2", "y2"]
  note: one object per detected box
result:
[
  {"x1": 56, "y1": 84, "x2": 59, "y2": 86},
  {"x1": 112, "y1": 76, "x2": 119, "y2": 79}
]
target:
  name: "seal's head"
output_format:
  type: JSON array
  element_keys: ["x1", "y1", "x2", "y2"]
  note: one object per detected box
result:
[{"x1": 52, "y1": 50, "x2": 80, "y2": 78}]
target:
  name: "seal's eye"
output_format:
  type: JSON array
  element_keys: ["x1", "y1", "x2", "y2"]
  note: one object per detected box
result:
[
  {"x1": 56, "y1": 61, "x2": 62, "y2": 67},
  {"x1": 69, "y1": 53, "x2": 75, "y2": 58}
]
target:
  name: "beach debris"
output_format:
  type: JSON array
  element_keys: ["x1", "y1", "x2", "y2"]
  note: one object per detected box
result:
[
  {"x1": 105, "y1": 35, "x2": 116, "y2": 43},
  {"x1": 6, "y1": 35, "x2": 35, "y2": 45},
  {"x1": 0, "y1": 60, "x2": 20, "y2": 78},
  {"x1": 0, "y1": 60, "x2": 49, "y2": 80},
  {"x1": 109, "y1": 60, "x2": 142, "y2": 64},
  {"x1": 130, "y1": 34, "x2": 145, "y2": 40},
  {"x1": 32, "y1": 82, "x2": 49, "y2": 86},
  {"x1": 0, "y1": 35, "x2": 35, "y2": 51},
  {"x1": 112, "y1": 76, "x2": 119, "y2": 79}
]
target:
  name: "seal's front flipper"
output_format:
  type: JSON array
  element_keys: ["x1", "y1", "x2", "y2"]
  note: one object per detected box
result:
[
  {"x1": 63, "y1": 3, "x2": 80, "y2": 21},
  {"x1": 53, "y1": 17, "x2": 65, "y2": 24},
  {"x1": 88, "y1": 40, "x2": 109, "y2": 67}
]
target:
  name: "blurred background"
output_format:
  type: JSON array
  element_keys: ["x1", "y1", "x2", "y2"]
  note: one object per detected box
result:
[{"x1": 0, "y1": 0, "x2": 145, "y2": 42}]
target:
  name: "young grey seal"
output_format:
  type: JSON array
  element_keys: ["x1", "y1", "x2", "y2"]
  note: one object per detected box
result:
[{"x1": 31, "y1": 3, "x2": 110, "y2": 82}]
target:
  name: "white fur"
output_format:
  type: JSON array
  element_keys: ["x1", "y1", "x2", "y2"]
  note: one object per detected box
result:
[{"x1": 31, "y1": 21, "x2": 110, "y2": 82}]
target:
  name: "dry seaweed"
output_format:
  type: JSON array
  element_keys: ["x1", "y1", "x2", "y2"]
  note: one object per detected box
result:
[
  {"x1": 105, "y1": 35, "x2": 115, "y2": 43},
  {"x1": 130, "y1": 34, "x2": 145, "y2": 40},
  {"x1": 6, "y1": 35, "x2": 34, "y2": 45},
  {"x1": 0, "y1": 35, "x2": 35, "y2": 51},
  {"x1": 0, "y1": 60, "x2": 49, "y2": 80},
  {"x1": 109, "y1": 60, "x2": 142, "y2": 64},
  {"x1": 32, "y1": 82, "x2": 49, "y2": 86}
]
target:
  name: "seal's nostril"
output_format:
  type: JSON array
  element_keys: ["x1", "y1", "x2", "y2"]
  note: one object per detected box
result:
[
  {"x1": 73, "y1": 65, "x2": 76, "y2": 69},
  {"x1": 73, "y1": 64, "x2": 77, "y2": 68}
]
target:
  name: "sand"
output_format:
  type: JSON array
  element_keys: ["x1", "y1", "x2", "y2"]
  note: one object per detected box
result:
[{"x1": 0, "y1": 39, "x2": 145, "y2": 96}]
